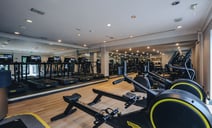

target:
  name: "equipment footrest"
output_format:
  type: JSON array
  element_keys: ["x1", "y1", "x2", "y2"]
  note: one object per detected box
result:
[
  {"x1": 123, "y1": 92, "x2": 137, "y2": 100},
  {"x1": 63, "y1": 93, "x2": 81, "y2": 103}
]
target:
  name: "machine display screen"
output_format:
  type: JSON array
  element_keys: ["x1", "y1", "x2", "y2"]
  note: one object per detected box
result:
[
  {"x1": 54, "y1": 56, "x2": 61, "y2": 61},
  {"x1": 0, "y1": 54, "x2": 13, "y2": 63},
  {"x1": 30, "y1": 55, "x2": 41, "y2": 63},
  {"x1": 48, "y1": 56, "x2": 61, "y2": 63}
]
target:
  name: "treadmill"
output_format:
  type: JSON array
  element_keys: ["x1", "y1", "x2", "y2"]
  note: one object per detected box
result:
[
  {"x1": 9, "y1": 62, "x2": 28, "y2": 94},
  {"x1": 49, "y1": 56, "x2": 78, "y2": 85},
  {"x1": 92, "y1": 59, "x2": 104, "y2": 79},
  {"x1": 26, "y1": 55, "x2": 58, "y2": 89},
  {"x1": 0, "y1": 54, "x2": 28, "y2": 94},
  {"x1": 72, "y1": 57, "x2": 94, "y2": 82}
]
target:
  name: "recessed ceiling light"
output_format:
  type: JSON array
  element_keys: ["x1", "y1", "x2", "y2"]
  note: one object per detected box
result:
[
  {"x1": 58, "y1": 39, "x2": 62, "y2": 43},
  {"x1": 177, "y1": 25, "x2": 182, "y2": 29},
  {"x1": 107, "y1": 24, "x2": 111, "y2": 27},
  {"x1": 26, "y1": 19, "x2": 32, "y2": 23},
  {"x1": 77, "y1": 33, "x2": 81, "y2": 36},
  {"x1": 129, "y1": 48, "x2": 132, "y2": 51},
  {"x1": 14, "y1": 32, "x2": 20, "y2": 35},
  {"x1": 3, "y1": 41, "x2": 9, "y2": 45},
  {"x1": 147, "y1": 46, "x2": 150, "y2": 49},
  {"x1": 190, "y1": 3, "x2": 198, "y2": 10},
  {"x1": 83, "y1": 44, "x2": 87, "y2": 47},
  {"x1": 171, "y1": 1, "x2": 180, "y2": 6},
  {"x1": 176, "y1": 43, "x2": 179, "y2": 46},
  {"x1": 1, "y1": 45, "x2": 5, "y2": 48}
]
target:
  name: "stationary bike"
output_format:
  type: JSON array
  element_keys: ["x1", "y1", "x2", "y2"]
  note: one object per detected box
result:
[{"x1": 51, "y1": 61, "x2": 212, "y2": 128}]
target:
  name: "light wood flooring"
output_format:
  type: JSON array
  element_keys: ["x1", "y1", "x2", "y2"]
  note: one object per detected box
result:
[{"x1": 8, "y1": 75, "x2": 144, "y2": 128}]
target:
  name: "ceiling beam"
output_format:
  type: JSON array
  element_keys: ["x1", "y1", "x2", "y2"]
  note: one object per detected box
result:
[
  {"x1": 106, "y1": 33, "x2": 197, "y2": 51},
  {"x1": 201, "y1": 3, "x2": 212, "y2": 32},
  {"x1": 0, "y1": 32, "x2": 87, "y2": 49}
]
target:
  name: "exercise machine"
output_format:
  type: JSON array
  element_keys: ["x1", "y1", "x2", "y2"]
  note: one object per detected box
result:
[
  {"x1": 137, "y1": 70, "x2": 207, "y2": 101},
  {"x1": 96, "y1": 59, "x2": 101, "y2": 74},
  {"x1": 0, "y1": 54, "x2": 28, "y2": 94},
  {"x1": 72, "y1": 57, "x2": 94, "y2": 81},
  {"x1": 46, "y1": 56, "x2": 62, "y2": 78},
  {"x1": 166, "y1": 49, "x2": 195, "y2": 80},
  {"x1": 0, "y1": 70, "x2": 50, "y2": 128},
  {"x1": 90, "y1": 59, "x2": 104, "y2": 79},
  {"x1": 49, "y1": 57, "x2": 78, "y2": 85},
  {"x1": 9, "y1": 62, "x2": 28, "y2": 94},
  {"x1": 51, "y1": 61, "x2": 212, "y2": 128},
  {"x1": 109, "y1": 59, "x2": 123, "y2": 76},
  {"x1": 134, "y1": 50, "x2": 207, "y2": 102},
  {"x1": 26, "y1": 55, "x2": 59, "y2": 89}
]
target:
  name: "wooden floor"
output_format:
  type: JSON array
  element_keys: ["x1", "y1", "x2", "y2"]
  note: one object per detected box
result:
[{"x1": 8, "y1": 75, "x2": 143, "y2": 128}]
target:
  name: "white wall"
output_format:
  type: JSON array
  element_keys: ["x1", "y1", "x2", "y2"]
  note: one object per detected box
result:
[
  {"x1": 13, "y1": 53, "x2": 32, "y2": 62},
  {"x1": 203, "y1": 20, "x2": 212, "y2": 96}
]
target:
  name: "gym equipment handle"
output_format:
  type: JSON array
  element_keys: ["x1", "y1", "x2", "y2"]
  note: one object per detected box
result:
[
  {"x1": 93, "y1": 108, "x2": 119, "y2": 128},
  {"x1": 112, "y1": 78, "x2": 125, "y2": 85}
]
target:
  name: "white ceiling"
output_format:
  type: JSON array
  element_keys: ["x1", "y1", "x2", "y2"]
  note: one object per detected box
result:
[{"x1": 0, "y1": 0, "x2": 211, "y2": 54}]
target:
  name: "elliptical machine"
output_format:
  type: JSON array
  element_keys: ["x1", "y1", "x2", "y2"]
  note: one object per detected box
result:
[
  {"x1": 51, "y1": 61, "x2": 212, "y2": 128},
  {"x1": 134, "y1": 50, "x2": 207, "y2": 102}
]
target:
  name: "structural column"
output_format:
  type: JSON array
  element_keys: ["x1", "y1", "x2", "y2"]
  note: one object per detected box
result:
[
  {"x1": 100, "y1": 47, "x2": 109, "y2": 77},
  {"x1": 198, "y1": 32, "x2": 204, "y2": 87},
  {"x1": 90, "y1": 52, "x2": 97, "y2": 73}
]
